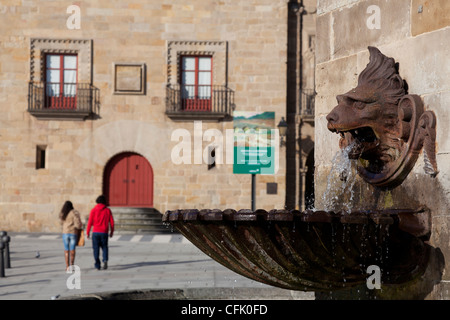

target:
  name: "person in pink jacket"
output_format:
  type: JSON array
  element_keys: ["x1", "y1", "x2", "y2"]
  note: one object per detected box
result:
[{"x1": 86, "y1": 195, "x2": 114, "y2": 270}]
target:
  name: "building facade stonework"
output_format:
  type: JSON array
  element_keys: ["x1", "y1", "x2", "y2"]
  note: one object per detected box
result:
[{"x1": 0, "y1": 1, "x2": 295, "y2": 232}]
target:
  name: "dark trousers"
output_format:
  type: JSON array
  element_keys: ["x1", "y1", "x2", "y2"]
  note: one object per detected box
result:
[{"x1": 92, "y1": 232, "x2": 109, "y2": 269}]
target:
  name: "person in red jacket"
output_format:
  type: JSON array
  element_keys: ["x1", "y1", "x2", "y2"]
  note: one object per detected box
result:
[{"x1": 86, "y1": 195, "x2": 114, "y2": 270}]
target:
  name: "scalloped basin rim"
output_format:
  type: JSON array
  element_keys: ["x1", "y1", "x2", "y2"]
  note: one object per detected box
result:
[
  {"x1": 163, "y1": 208, "x2": 429, "y2": 232},
  {"x1": 163, "y1": 208, "x2": 431, "y2": 239},
  {"x1": 162, "y1": 208, "x2": 431, "y2": 291}
]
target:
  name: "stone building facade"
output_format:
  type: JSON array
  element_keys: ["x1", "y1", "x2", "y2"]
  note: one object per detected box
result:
[
  {"x1": 315, "y1": 0, "x2": 449, "y2": 298},
  {"x1": 0, "y1": 0, "x2": 302, "y2": 232}
]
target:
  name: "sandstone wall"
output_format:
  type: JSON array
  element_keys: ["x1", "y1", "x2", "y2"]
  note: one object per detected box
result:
[{"x1": 315, "y1": 0, "x2": 450, "y2": 298}]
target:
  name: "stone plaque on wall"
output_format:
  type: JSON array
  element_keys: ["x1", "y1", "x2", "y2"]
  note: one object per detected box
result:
[{"x1": 114, "y1": 63, "x2": 146, "y2": 95}]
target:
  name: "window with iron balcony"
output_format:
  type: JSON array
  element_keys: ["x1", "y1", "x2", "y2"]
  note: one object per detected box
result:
[
  {"x1": 28, "y1": 38, "x2": 99, "y2": 121},
  {"x1": 165, "y1": 41, "x2": 234, "y2": 121},
  {"x1": 300, "y1": 89, "x2": 316, "y2": 122}
]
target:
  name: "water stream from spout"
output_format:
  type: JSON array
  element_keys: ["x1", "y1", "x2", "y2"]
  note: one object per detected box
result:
[{"x1": 321, "y1": 142, "x2": 359, "y2": 213}]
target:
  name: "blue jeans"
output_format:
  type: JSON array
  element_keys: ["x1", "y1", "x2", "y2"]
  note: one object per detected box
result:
[
  {"x1": 92, "y1": 232, "x2": 109, "y2": 269},
  {"x1": 62, "y1": 233, "x2": 77, "y2": 251}
]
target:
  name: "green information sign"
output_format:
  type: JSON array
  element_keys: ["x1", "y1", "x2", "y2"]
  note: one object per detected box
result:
[
  {"x1": 233, "y1": 146, "x2": 276, "y2": 174},
  {"x1": 232, "y1": 111, "x2": 276, "y2": 175}
]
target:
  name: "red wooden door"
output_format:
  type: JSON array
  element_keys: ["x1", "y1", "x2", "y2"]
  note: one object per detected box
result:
[
  {"x1": 104, "y1": 153, "x2": 153, "y2": 207},
  {"x1": 106, "y1": 154, "x2": 128, "y2": 206}
]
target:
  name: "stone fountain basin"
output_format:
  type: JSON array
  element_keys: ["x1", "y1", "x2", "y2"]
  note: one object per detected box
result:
[{"x1": 163, "y1": 208, "x2": 431, "y2": 291}]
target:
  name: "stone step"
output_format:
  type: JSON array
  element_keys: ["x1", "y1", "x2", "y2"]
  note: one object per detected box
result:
[
  {"x1": 113, "y1": 214, "x2": 163, "y2": 223},
  {"x1": 110, "y1": 207, "x2": 176, "y2": 235},
  {"x1": 110, "y1": 207, "x2": 157, "y2": 214},
  {"x1": 114, "y1": 224, "x2": 174, "y2": 235}
]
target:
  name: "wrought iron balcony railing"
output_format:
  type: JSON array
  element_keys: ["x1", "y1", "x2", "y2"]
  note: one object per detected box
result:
[
  {"x1": 166, "y1": 84, "x2": 234, "y2": 121},
  {"x1": 28, "y1": 82, "x2": 100, "y2": 120},
  {"x1": 300, "y1": 89, "x2": 315, "y2": 121}
]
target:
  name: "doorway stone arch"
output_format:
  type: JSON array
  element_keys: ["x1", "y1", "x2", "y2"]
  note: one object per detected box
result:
[{"x1": 103, "y1": 152, "x2": 154, "y2": 207}]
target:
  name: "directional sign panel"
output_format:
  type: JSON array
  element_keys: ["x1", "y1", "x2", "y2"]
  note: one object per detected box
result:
[{"x1": 232, "y1": 111, "x2": 276, "y2": 175}]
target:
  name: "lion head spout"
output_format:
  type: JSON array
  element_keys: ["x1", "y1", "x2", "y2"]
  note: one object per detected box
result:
[{"x1": 326, "y1": 47, "x2": 438, "y2": 188}]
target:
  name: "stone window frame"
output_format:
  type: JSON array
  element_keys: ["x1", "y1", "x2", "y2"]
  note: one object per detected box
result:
[
  {"x1": 35, "y1": 145, "x2": 47, "y2": 170},
  {"x1": 113, "y1": 63, "x2": 146, "y2": 95},
  {"x1": 30, "y1": 38, "x2": 92, "y2": 84},
  {"x1": 167, "y1": 40, "x2": 228, "y2": 86}
]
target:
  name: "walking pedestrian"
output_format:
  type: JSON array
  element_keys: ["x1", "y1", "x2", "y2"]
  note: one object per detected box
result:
[
  {"x1": 86, "y1": 195, "x2": 114, "y2": 270},
  {"x1": 59, "y1": 201, "x2": 83, "y2": 271}
]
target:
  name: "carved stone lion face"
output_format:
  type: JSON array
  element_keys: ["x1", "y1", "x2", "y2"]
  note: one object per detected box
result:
[
  {"x1": 327, "y1": 47, "x2": 405, "y2": 171},
  {"x1": 327, "y1": 93, "x2": 386, "y2": 163},
  {"x1": 326, "y1": 47, "x2": 437, "y2": 187}
]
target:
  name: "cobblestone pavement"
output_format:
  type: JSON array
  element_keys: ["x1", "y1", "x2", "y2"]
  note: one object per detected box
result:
[{"x1": 0, "y1": 232, "x2": 314, "y2": 300}]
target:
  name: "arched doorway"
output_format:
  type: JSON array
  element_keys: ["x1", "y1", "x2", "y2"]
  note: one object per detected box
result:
[{"x1": 103, "y1": 152, "x2": 153, "y2": 207}]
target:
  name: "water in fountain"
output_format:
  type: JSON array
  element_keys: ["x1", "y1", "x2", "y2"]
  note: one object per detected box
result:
[{"x1": 321, "y1": 142, "x2": 359, "y2": 213}]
